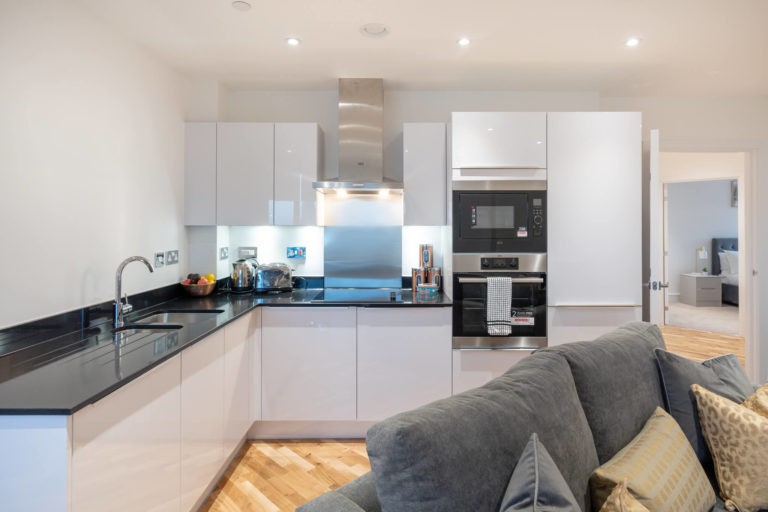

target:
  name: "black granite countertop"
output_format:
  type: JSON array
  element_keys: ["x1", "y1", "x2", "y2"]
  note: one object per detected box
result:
[{"x1": 0, "y1": 288, "x2": 450, "y2": 415}]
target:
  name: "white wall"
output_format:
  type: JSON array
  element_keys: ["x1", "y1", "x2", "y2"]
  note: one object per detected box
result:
[
  {"x1": 0, "y1": 1, "x2": 185, "y2": 328},
  {"x1": 667, "y1": 180, "x2": 738, "y2": 296}
]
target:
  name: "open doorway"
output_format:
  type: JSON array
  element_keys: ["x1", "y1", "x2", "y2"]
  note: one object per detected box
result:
[
  {"x1": 664, "y1": 179, "x2": 739, "y2": 334},
  {"x1": 654, "y1": 151, "x2": 750, "y2": 367}
]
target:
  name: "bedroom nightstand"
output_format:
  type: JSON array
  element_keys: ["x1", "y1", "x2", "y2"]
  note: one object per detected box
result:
[{"x1": 679, "y1": 273, "x2": 723, "y2": 307}]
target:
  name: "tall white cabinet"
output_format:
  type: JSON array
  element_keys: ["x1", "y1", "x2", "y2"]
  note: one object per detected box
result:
[
  {"x1": 546, "y1": 112, "x2": 642, "y2": 345},
  {"x1": 274, "y1": 123, "x2": 320, "y2": 226},
  {"x1": 403, "y1": 123, "x2": 447, "y2": 225}
]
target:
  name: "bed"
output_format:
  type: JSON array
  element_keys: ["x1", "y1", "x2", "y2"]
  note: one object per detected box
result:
[{"x1": 712, "y1": 237, "x2": 738, "y2": 305}]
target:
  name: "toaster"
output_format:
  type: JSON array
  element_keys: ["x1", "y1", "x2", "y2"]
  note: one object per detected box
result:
[{"x1": 255, "y1": 263, "x2": 292, "y2": 293}]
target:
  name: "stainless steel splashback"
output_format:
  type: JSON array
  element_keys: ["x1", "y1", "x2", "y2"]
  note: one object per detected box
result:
[{"x1": 324, "y1": 226, "x2": 402, "y2": 288}]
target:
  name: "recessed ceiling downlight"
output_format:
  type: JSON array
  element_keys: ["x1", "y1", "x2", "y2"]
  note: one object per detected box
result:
[
  {"x1": 360, "y1": 23, "x2": 389, "y2": 38},
  {"x1": 231, "y1": 1, "x2": 251, "y2": 11},
  {"x1": 458, "y1": 37, "x2": 471, "y2": 47},
  {"x1": 625, "y1": 37, "x2": 641, "y2": 47},
  {"x1": 286, "y1": 37, "x2": 301, "y2": 46}
]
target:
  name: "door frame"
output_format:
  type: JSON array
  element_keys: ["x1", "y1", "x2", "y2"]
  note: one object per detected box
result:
[{"x1": 651, "y1": 147, "x2": 758, "y2": 380}]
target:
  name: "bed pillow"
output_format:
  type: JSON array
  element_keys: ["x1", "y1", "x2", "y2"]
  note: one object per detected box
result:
[
  {"x1": 692, "y1": 384, "x2": 768, "y2": 512},
  {"x1": 725, "y1": 250, "x2": 739, "y2": 275},
  {"x1": 718, "y1": 252, "x2": 731, "y2": 275},
  {"x1": 499, "y1": 433, "x2": 581, "y2": 512},
  {"x1": 654, "y1": 349, "x2": 754, "y2": 463},
  {"x1": 590, "y1": 407, "x2": 715, "y2": 512}
]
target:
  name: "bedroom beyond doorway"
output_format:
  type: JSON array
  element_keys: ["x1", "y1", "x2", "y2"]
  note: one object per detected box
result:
[{"x1": 665, "y1": 179, "x2": 739, "y2": 335}]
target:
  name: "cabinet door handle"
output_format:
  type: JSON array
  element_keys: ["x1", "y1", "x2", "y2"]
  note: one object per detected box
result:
[{"x1": 458, "y1": 277, "x2": 544, "y2": 284}]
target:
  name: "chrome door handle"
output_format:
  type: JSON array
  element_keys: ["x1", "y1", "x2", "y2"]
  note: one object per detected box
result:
[{"x1": 658, "y1": 282, "x2": 670, "y2": 288}]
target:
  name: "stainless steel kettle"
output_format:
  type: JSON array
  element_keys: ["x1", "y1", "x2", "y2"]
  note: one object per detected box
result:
[{"x1": 231, "y1": 258, "x2": 257, "y2": 293}]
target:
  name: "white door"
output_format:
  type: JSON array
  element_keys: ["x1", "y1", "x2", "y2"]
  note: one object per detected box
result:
[
  {"x1": 357, "y1": 307, "x2": 452, "y2": 420},
  {"x1": 647, "y1": 129, "x2": 667, "y2": 325},
  {"x1": 403, "y1": 123, "x2": 447, "y2": 226},
  {"x1": 216, "y1": 122, "x2": 274, "y2": 226},
  {"x1": 274, "y1": 123, "x2": 319, "y2": 225},
  {"x1": 261, "y1": 307, "x2": 357, "y2": 420}
]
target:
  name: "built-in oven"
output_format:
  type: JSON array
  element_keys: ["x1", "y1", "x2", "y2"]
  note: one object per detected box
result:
[
  {"x1": 452, "y1": 182, "x2": 546, "y2": 253},
  {"x1": 452, "y1": 253, "x2": 546, "y2": 349}
]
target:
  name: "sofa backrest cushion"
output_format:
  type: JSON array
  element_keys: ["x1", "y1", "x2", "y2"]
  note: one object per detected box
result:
[
  {"x1": 542, "y1": 322, "x2": 666, "y2": 464},
  {"x1": 365, "y1": 351, "x2": 599, "y2": 512}
]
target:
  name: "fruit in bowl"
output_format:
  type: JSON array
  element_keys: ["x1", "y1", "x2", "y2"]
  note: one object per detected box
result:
[{"x1": 181, "y1": 273, "x2": 216, "y2": 296}]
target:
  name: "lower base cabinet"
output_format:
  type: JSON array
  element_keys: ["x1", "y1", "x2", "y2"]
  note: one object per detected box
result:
[
  {"x1": 546, "y1": 306, "x2": 642, "y2": 346},
  {"x1": 261, "y1": 307, "x2": 357, "y2": 420},
  {"x1": 72, "y1": 356, "x2": 181, "y2": 512},
  {"x1": 357, "y1": 307, "x2": 452, "y2": 420},
  {"x1": 452, "y1": 349, "x2": 532, "y2": 395},
  {"x1": 181, "y1": 330, "x2": 225, "y2": 512}
]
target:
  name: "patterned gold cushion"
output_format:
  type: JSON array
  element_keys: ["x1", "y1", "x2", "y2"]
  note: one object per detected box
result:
[
  {"x1": 599, "y1": 478, "x2": 649, "y2": 512},
  {"x1": 692, "y1": 384, "x2": 768, "y2": 512},
  {"x1": 590, "y1": 407, "x2": 715, "y2": 512},
  {"x1": 742, "y1": 383, "x2": 768, "y2": 419}
]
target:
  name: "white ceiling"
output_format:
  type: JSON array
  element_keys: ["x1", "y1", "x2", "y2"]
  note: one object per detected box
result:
[{"x1": 79, "y1": 0, "x2": 768, "y2": 96}]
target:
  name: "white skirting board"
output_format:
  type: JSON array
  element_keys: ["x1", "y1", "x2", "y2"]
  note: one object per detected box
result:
[{"x1": 248, "y1": 421, "x2": 377, "y2": 440}]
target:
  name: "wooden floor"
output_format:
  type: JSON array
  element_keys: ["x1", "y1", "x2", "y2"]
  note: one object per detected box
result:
[
  {"x1": 660, "y1": 325, "x2": 745, "y2": 367},
  {"x1": 201, "y1": 326, "x2": 745, "y2": 512},
  {"x1": 200, "y1": 440, "x2": 370, "y2": 512}
]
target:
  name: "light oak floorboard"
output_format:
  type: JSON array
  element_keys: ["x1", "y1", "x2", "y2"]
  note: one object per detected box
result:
[
  {"x1": 202, "y1": 327, "x2": 745, "y2": 512},
  {"x1": 200, "y1": 440, "x2": 370, "y2": 512},
  {"x1": 660, "y1": 325, "x2": 745, "y2": 367}
]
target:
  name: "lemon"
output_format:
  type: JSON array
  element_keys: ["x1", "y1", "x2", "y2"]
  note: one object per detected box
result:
[{"x1": 206, "y1": 273, "x2": 215, "y2": 283}]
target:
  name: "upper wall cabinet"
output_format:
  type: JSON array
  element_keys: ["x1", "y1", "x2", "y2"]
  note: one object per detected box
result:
[
  {"x1": 451, "y1": 112, "x2": 547, "y2": 173},
  {"x1": 216, "y1": 123, "x2": 274, "y2": 226},
  {"x1": 184, "y1": 123, "x2": 217, "y2": 226},
  {"x1": 274, "y1": 123, "x2": 321, "y2": 226},
  {"x1": 403, "y1": 123, "x2": 447, "y2": 226}
]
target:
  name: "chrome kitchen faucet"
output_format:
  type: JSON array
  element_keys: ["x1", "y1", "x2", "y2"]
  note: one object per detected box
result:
[{"x1": 114, "y1": 256, "x2": 153, "y2": 329}]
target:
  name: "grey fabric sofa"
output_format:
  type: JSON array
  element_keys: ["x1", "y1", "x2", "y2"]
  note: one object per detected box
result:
[{"x1": 297, "y1": 322, "x2": 732, "y2": 512}]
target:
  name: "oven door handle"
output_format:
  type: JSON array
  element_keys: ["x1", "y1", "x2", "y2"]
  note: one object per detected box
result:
[{"x1": 457, "y1": 277, "x2": 544, "y2": 284}]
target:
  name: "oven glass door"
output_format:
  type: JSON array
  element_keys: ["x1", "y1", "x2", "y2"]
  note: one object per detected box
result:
[
  {"x1": 452, "y1": 272, "x2": 547, "y2": 348},
  {"x1": 457, "y1": 192, "x2": 529, "y2": 240}
]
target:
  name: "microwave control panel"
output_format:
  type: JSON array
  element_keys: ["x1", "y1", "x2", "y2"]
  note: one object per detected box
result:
[
  {"x1": 532, "y1": 198, "x2": 544, "y2": 238},
  {"x1": 480, "y1": 257, "x2": 520, "y2": 270}
]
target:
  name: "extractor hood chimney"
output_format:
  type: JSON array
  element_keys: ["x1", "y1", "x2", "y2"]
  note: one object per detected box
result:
[{"x1": 312, "y1": 78, "x2": 402, "y2": 192}]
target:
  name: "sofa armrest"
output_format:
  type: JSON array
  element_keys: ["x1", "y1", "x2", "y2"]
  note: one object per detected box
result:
[
  {"x1": 296, "y1": 491, "x2": 367, "y2": 512},
  {"x1": 296, "y1": 472, "x2": 381, "y2": 512}
]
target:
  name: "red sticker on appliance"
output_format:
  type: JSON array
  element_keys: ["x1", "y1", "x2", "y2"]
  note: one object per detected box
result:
[{"x1": 517, "y1": 230, "x2": 528, "y2": 237}]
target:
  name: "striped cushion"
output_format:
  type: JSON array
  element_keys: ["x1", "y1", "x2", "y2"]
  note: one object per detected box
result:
[{"x1": 590, "y1": 407, "x2": 715, "y2": 512}]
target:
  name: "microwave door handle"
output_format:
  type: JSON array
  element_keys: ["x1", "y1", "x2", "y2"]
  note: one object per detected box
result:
[{"x1": 457, "y1": 277, "x2": 544, "y2": 284}]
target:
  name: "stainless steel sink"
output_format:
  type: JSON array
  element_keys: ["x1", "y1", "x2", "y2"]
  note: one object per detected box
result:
[{"x1": 133, "y1": 309, "x2": 224, "y2": 325}]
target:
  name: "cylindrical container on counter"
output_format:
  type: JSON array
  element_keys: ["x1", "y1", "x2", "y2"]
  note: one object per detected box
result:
[
  {"x1": 426, "y1": 267, "x2": 442, "y2": 291},
  {"x1": 411, "y1": 267, "x2": 427, "y2": 292},
  {"x1": 417, "y1": 283, "x2": 439, "y2": 301},
  {"x1": 419, "y1": 244, "x2": 434, "y2": 268}
]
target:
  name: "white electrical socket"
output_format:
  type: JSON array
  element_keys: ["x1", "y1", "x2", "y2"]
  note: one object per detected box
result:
[
  {"x1": 154, "y1": 252, "x2": 165, "y2": 268},
  {"x1": 166, "y1": 250, "x2": 179, "y2": 265}
]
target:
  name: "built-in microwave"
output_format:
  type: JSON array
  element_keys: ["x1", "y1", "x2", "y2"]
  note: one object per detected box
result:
[{"x1": 452, "y1": 185, "x2": 546, "y2": 253}]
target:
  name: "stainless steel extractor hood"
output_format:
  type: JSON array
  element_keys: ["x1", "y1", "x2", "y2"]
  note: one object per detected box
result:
[{"x1": 313, "y1": 78, "x2": 403, "y2": 192}]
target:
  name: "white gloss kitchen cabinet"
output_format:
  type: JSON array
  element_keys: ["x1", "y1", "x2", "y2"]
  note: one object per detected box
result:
[
  {"x1": 274, "y1": 123, "x2": 321, "y2": 226},
  {"x1": 451, "y1": 112, "x2": 547, "y2": 175},
  {"x1": 403, "y1": 123, "x2": 447, "y2": 226},
  {"x1": 357, "y1": 308, "x2": 452, "y2": 420},
  {"x1": 546, "y1": 112, "x2": 642, "y2": 345},
  {"x1": 72, "y1": 356, "x2": 182, "y2": 512},
  {"x1": 261, "y1": 307, "x2": 357, "y2": 420},
  {"x1": 216, "y1": 122, "x2": 275, "y2": 226},
  {"x1": 452, "y1": 349, "x2": 533, "y2": 395},
  {"x1": 184, "y1": 122, "x2": 217, "y2": 226}
]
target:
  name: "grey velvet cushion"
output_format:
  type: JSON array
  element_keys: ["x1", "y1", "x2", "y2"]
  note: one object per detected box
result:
[
  {"x1": 366, "y1": 351, "x2": 599, "y2": 512},
  {"x1": 541, "y1": 322, "x2": 667, "y2": 464},
  {"x1": 500, "y1": 433, "x2": 581, "y2": 512},
  {"x1": 653, "y1": 349, "x2": 755, "y2": 489},
  {"x1": 296, "y1": 472, "x2": 381, "y2": 512}
]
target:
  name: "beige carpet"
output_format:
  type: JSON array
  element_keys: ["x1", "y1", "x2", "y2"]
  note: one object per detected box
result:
[{"x1": 667, "y1": 302, "x2": 739, "y2": 335}]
